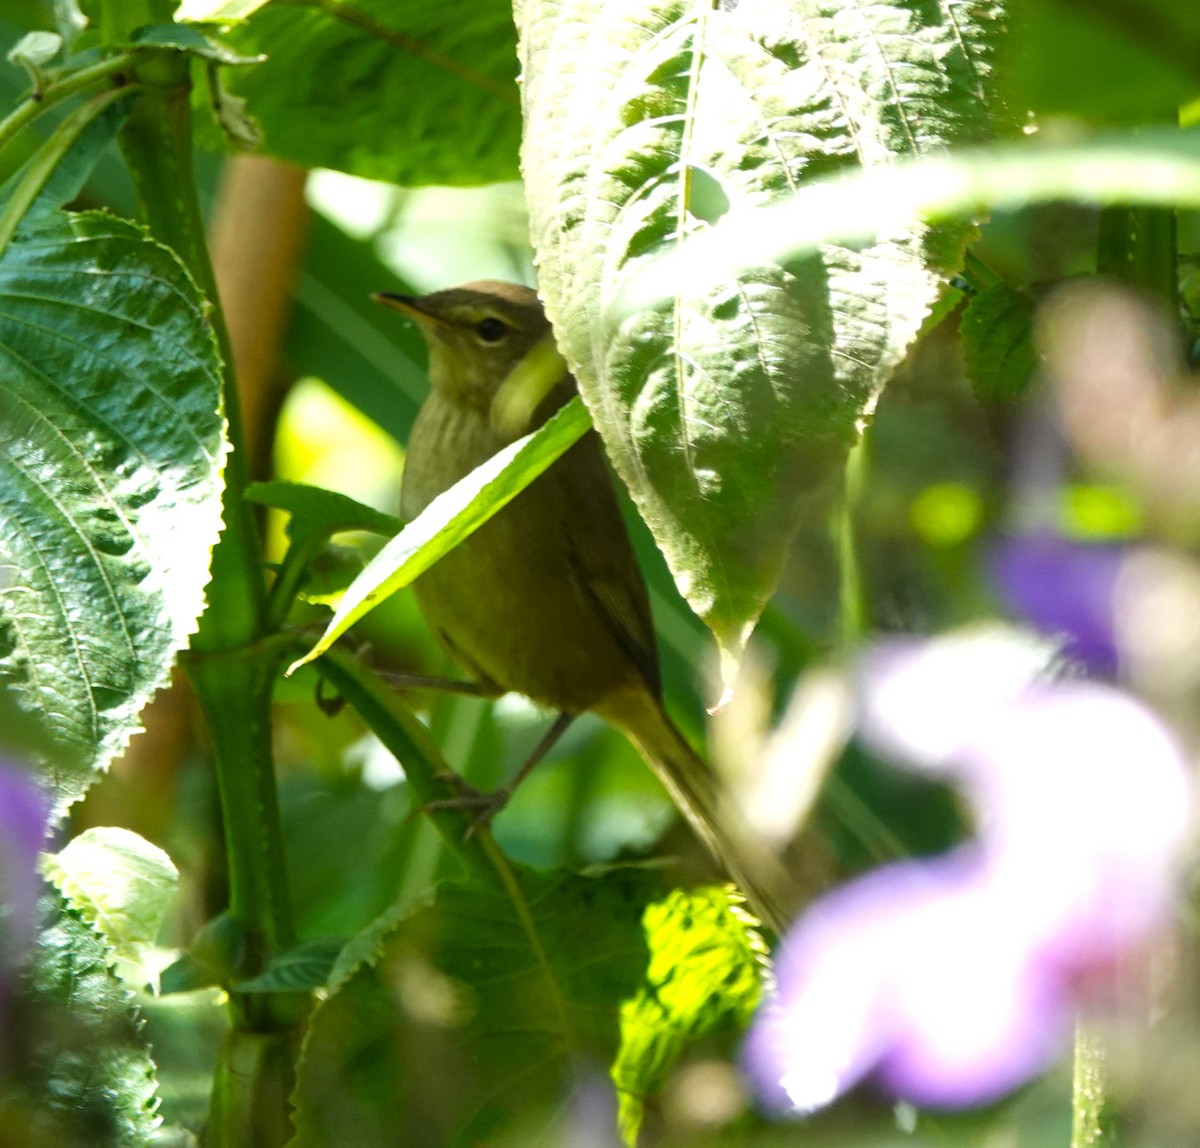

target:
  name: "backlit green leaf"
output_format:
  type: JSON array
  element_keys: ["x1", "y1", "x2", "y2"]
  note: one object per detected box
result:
[
  {"x1": 41, "y1": 826, "x2": 179, "y2": 991},
  {"x1": 218, "y1": 0, "x2": 522, "y2": 185},
  {"x1": 290, "y1": 865, "x2": 656, "y2": 1147},
  {"x1": 517, "y1": 0, "x2": 1001, "y2": 670},
  {"x1": 614, "y1": 886, "x2": 768, "y2": 1145}
]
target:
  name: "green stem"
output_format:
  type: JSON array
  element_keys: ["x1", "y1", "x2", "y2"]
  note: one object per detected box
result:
[
  {"x1": 0, "y1": 85, "x2": 134, "y2": 257},
  {"x1": 195, "y1": 640, "x2": 297, "y2": 943},
  {"x1": 1071, "y1": 1018, "x2": 1115, "y2": 1147},
  {"x1": 314, "y1": 647, "x2": 493, "y2": 875},
  {"x1": 0, "y1": 51, "x2": 138, "y2": 156},
  {"x1": 836, "y1": 431, "x2": 868, "y2": 648},
  {"x1": 209, "y1": 1031, "x2": 301, "y2": 1148},
  {"x1": 266, "y1": 536, "x2": 325, "y2": 632},
  {"x1": 114, "y1": 43, "x2": 286, "y2": 940}
]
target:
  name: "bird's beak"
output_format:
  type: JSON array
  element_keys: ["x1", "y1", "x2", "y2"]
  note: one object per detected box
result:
[{"x1": 372, "y1": 292, "x2": 448, "y2": 328}]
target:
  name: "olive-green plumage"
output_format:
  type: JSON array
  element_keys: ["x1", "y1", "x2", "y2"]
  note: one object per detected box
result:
[{"x1": 380, "y1": 281, "x2": 791, "y2": 932}]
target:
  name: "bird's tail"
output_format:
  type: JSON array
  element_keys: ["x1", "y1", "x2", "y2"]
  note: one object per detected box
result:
[{"x1": 604, "y1": 686, "x2": 795, "y2": 935}]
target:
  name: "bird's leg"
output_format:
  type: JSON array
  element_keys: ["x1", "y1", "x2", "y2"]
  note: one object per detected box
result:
[
  {"x1": 375, "y1": 669, "x2": 491, "y2": 697},
  {"x1": 314, "y1": 666, "x2": 490, "y2": 718},
  {"x1": 422, "y1": 711, "x2": 576, "y2": 837}
]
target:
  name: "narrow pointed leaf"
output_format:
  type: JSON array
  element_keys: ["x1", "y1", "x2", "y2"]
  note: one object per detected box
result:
[
  {"x1": 517, "y1": 0, "x2": 1002, "y2": 668},
  {"x1": 234, "y1": 935, "x2": 345, "y2": 993},
  {"x1": 0, "y1": 213, "x2": 226, "y2": 813},
  {"x1": 287, "y1": 396, "x2": 590, "y2": 674},
  {"x1": 245, "y1": 480, "x2": 401, "y2": 544}
]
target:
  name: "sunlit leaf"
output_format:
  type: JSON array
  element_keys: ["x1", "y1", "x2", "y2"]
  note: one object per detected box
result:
[
  {"x1": 614, "y1": 886, "x2": 768, "y2": 1145},
  {"x1": 625, "y1": 132, "x2": 1200, "y2": 309},
  {"x1": 518, "y1": 0, "x2": 1001, "y2": 672},
  {"x1": 0, "y1": 212, "x2": 226, "y2": 813},
  {"x1": 176, "y1": 0, "x2": 271, "y2": 22},
  {"x1": 41, "y1": 826, "x2": 179, "y2": 991}
]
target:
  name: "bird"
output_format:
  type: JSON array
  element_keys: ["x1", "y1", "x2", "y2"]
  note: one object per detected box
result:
[{"x1": 376, "y1": 281, "x2": 792, "y2": 933}]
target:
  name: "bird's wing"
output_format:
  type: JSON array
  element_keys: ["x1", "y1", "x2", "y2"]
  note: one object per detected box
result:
[{"x1": 557, "y1": 431, "x2": 662, "y2": 697}]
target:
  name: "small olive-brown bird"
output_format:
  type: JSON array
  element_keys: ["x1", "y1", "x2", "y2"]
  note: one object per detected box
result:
[{"x1": 377, "y1": 281, "x2": 791, "y2": 933}]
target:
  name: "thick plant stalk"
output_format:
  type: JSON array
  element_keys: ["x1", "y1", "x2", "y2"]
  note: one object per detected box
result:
[
  {"x1": 99, "y1": 8, "x2": 303, "y2": 1141},
  {"x1": 1071, "y1": 1020, "x2": 1114, "y2": 1148}
]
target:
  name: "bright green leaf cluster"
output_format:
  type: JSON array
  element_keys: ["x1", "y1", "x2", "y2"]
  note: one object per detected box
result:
[{"x1": 613, "y1": 886, "x2": 768, "y2": 1145}]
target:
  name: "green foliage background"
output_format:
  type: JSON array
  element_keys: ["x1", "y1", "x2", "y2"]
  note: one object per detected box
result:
[{"x1": 0, "y1": 0, "x2": 1197, "y2": 1145}]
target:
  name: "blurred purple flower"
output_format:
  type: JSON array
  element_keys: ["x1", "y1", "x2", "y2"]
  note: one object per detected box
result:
[
  {"x1": 990, "y1": 533, "x2": 1126, "y2": 676},
  {"x1": 744, "y1": 630, "x2": 1191, "y2": 1114}
]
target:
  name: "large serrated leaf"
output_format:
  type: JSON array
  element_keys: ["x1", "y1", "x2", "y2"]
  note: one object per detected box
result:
[
  {"x1": 219, "y1": 0, "x2": 522, "y2": 185},
  {"x1": 0, "y1": 212, "x2": 226, "y2": 813},
  {"x1": 290, "y1": 865, "x2": 656, "y2": 1147},
  {"x1": 517, "y1": 0, "x2": 1001, "y2": 668}
]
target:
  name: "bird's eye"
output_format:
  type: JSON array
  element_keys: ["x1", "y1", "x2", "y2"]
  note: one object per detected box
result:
[{"x1": 475, "y1": 317, "x2": 508, "y2": 343}]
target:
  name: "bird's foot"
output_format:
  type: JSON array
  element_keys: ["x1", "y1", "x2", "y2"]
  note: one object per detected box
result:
[
  {"x1": 415, "y1": 714, "x2": 575, "y2": 839},
  {"x1": 420, "y1": 770, "x2": 513, "y2": 838}
]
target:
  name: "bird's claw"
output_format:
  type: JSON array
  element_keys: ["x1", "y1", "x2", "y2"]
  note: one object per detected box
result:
[{"x1": 419, "y1": 770, "x2": 512, "y2": 839}]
